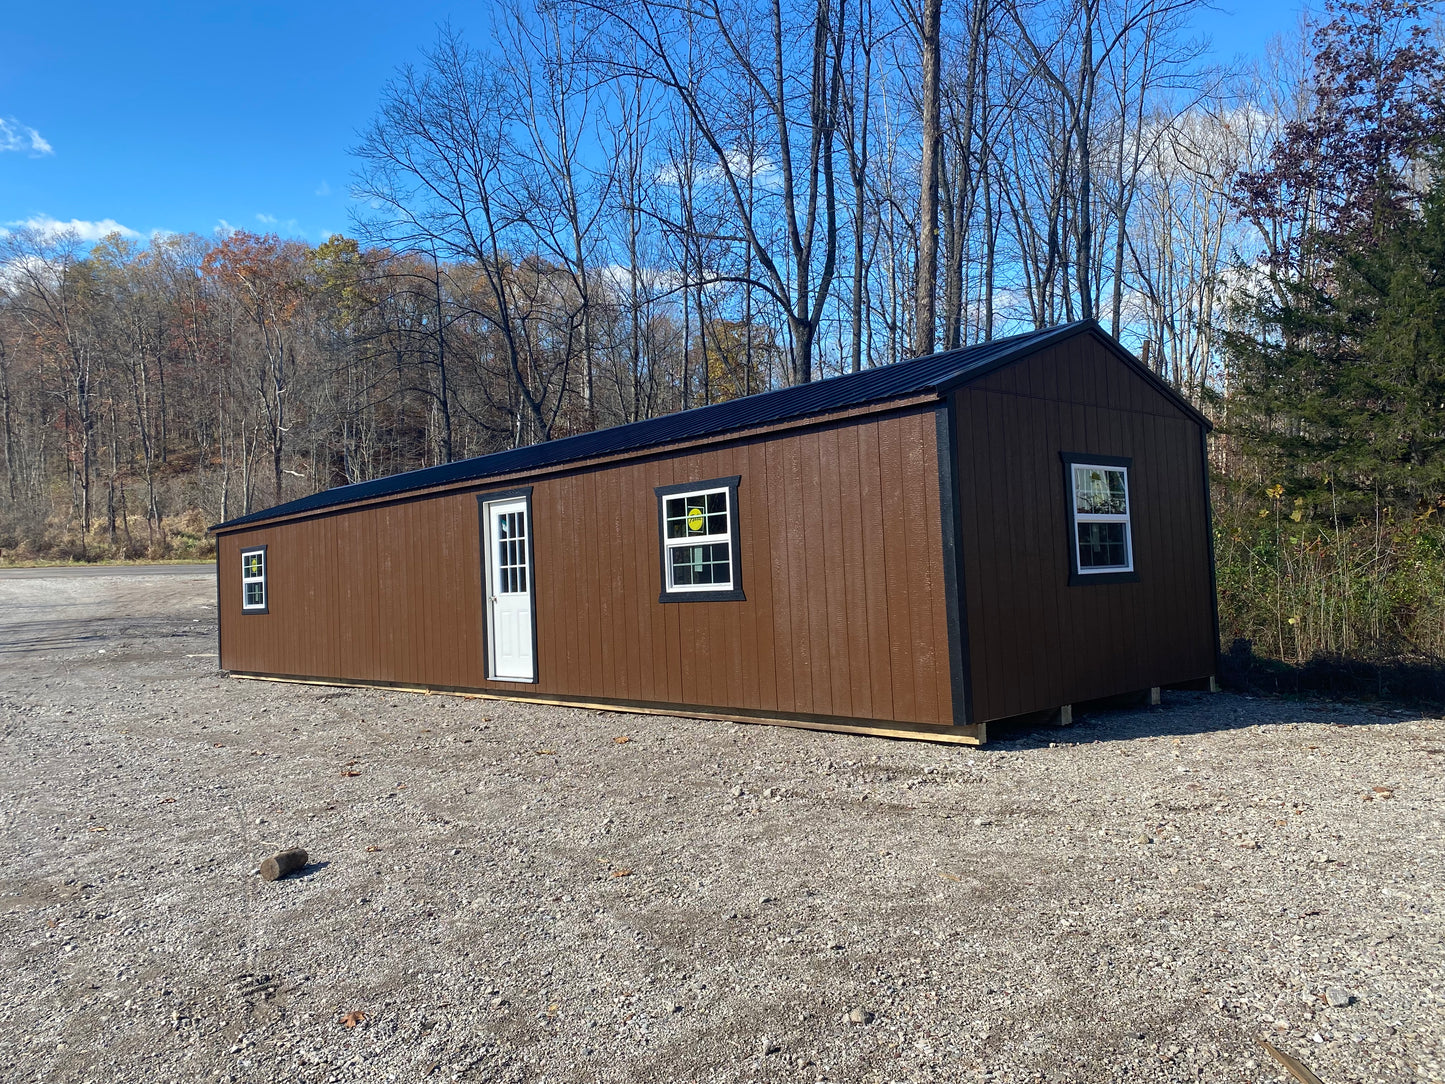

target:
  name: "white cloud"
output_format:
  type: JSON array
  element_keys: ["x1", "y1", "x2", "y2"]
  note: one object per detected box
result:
[
  {"x1": 598, "y1": 262, "x2": 682, "y2": 295},
  {"x1": 315, "y1": 181, "x2": 332, "y2": 197},
  {"x1": 216, "y1": 219, "x2": 238, "y2": 237},
  {"x1": 655, "y1": 148, "x2": 778, "y2": 188},
  {"x1": 0, "y1": 253, "x2": 55, "y2": 289},
  {"x1": 0, "y1": 117, "x2": 53, "y2": 156},
  {"x1": 253, "y1": 213, "x2": 301, "y2": 233},
  {"x1": 6, "y1": 214, "x2": 140, "y2": 241}
]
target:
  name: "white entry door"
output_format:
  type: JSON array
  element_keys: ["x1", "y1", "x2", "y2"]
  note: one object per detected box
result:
[{"x1": 484, "y1": 497, "x2": 535, "y2": 682}]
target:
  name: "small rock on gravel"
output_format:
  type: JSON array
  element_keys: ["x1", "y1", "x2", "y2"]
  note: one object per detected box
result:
[
  {"x1": 1325, "y1": 987, "x2": 1352, "y2": 1008},
  {"x1": 258, "y1": 847, "x2": 307, "y2": 881},
  {"x1": 847, "y1": 1007, "x2": 874, "y2": 1025}
]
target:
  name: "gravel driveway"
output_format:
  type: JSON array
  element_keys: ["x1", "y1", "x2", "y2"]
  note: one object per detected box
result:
[{"x1": 0, "y1": 567, "x2": 1441, "y2": 1084}]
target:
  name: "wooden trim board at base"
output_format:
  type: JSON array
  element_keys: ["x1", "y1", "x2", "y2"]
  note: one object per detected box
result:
[{"x1": 227, "y1": 672, "x2": 987, "y2": 745}]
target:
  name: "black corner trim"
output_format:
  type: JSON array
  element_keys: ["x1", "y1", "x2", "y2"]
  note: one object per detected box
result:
[
  {"x1": 1200, "y1": 427, "x2": 1222, "y2": 681},
  {"x1": 239, "y1": 544, "x2": 269, "y2": 615},
  {"x1": 655, "y1": 475, "x2": 745, "y2": 603},
  {"x1": 215, "y1": 545, "x2": 224, "y2": 662},
  {"x1": 477, "y1": 488, "x2": 540, "y2": 685},
  {"x1": 935, "y1": 402, "x2": 973, "y2": 728}
]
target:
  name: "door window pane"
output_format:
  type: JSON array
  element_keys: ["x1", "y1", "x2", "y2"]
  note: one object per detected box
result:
[{"x1": 494, "y1": 506, "x2": 530, "y2": 595}]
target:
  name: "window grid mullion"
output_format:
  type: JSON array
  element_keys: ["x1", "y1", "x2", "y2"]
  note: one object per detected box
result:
[
  {"x1": 657, "y1": 477, "x2": 741, "y2": 599},
  {"x1": 1069, "y1": 462, "x2": 1133, "y2": 576}
]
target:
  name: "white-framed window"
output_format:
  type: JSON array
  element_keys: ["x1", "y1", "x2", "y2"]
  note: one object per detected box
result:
[
  {"x1": 656, "y1": 476, "x2": 744, "y2": 601},
  {"x1": 241, "y1": 546, "x2": 268, "y2": 612},
  {"x1": 1067, "y1": 459, "x2": 1134, "y2": 577}
]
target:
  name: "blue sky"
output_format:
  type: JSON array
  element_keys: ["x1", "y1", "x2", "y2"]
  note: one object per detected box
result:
[{"x1": 0, "y1": 1, "x2": 1306, "y2": 245}]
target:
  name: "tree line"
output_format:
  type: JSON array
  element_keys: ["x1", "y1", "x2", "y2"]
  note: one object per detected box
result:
[
  {"x1": 3, "y1": 0, "x2": 1444, "y2": 682},
  {"x1": 0, "y1": 0, "x2": 1257, "y2": 549}
]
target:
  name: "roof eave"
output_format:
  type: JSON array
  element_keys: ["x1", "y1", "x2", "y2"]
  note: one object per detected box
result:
[{"x1": 209, "y1": 389, "x2": 946, "y2": 535}]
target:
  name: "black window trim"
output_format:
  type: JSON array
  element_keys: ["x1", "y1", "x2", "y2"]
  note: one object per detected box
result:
[
  {"x1": 240, "y1": 544, "x2": 269, "y2": 614},
  {"x1": 1060, "y1": 452, "x2": 1139, "y2": 586},
  {"x1": 655, "y1": 475, "x2": 745, "y2": 603}
]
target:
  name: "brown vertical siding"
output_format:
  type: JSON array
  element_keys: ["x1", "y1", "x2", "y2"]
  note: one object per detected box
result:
[
  {"x1": 856, "y1": 420, "x2": 894, "y2": 720},
  {"x1": 953, "y1": 335, "x2": 1216, "y2": 723},
  {"x1": 834, "y1": 424, "x2": 872, "y2": 719},
  {"x1": 216, "y1": 406, "x2": 956, "y2": 729}
]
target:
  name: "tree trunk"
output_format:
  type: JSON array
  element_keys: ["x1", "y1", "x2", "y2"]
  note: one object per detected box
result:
[
  {"x1": 0, "y1": 339, "x2": 16, "y2": 501},
  {"x1": 433, "y1": 257, "x2": 454, "y2": 463},
  {"x1": 914, "y1": 0, "x2": 942, "y2": 357}
]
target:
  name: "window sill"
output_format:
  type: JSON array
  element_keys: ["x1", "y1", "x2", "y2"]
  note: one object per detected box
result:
[
  {"x1": 1068, "y1": 571, "x2": 1139, "y2": 586},
  {"x1": 658, "y1": 588, "x2": 747, "y2": 604}
]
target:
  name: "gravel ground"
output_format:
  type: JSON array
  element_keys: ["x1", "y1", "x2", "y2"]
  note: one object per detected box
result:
[{"x1": 0, "y1": 568, "x2": 1441, "y2": 1084}]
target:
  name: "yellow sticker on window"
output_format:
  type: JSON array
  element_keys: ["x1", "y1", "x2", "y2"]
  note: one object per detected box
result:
[{"x1": 687, "y1": 506, "x2": 705, "y2": 532}]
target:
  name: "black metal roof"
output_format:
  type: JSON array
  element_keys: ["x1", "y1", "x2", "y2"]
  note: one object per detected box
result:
[{"x1": 215, "y1": 320, "x2": 1180, "y2": 531}]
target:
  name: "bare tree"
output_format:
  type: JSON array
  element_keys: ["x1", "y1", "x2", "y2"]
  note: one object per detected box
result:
[
  {"x1": 354, "y1": 27, "x2": 559, "y2": 443},
  {"x1": 0, "y1": 334, "x2": 15, "y2": 502},
  {"x1": 1, "y1": 227, "x2": 102, "y2": 550},
  {"x1": 504, "y1": 0, "x2": 613, "y2": 428},
  {"x1": 895, "y1": 0, "x2": 942, "y2": 354},
  {"x1": 602, "y1": 66, "x2": 666, "y2": 420},
  {"x1": 937, "y1": 0, "x2": 992, "y2": 349},
  {"x1": 582, "y1": 0, "x2": 846, "y2": 385},
  {"x1": 840, "y1": 0, "x2": 895, "y2": 368}
]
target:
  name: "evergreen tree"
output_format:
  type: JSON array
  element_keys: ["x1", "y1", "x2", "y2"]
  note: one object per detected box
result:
[
  {"x1": 1337, "y1": 162, "x2": 1445, "y2": 498},
  {"x1": 1223, "y1": 163, "x2": 1445, "y2": 507},
  {"x1": 1222, "y1": 0, "x2": 1445, "y2": 511}
]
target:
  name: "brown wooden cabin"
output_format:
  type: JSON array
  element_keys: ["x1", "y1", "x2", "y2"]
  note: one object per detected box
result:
[{"x1": 212, "y1": 320, "x2": 1217, "y2": 744}]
